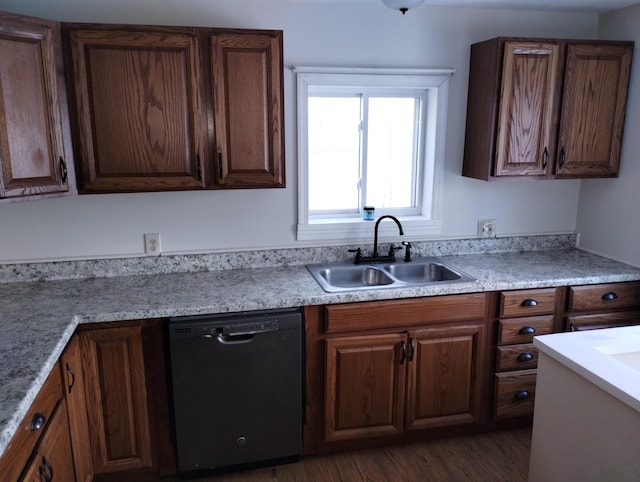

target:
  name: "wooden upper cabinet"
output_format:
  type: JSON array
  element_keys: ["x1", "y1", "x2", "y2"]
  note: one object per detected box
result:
[
  {"x1": 463, "y1": 37, "x2": 633, "y2": 180},
  {"x1": 0, "y1": 12, "x2": 76, "y2": 202},
  {"x1": 62, "y1": 24, "x2": 285, "y2": 193},
  {"x1": 494, "y1": 42, "x2": 559, "y2": 177},
  {"x1": 210, "y1": 30, "x2": 285, "y2": 188},
  {"x1": 63, "y1": 24, "x2": 208, "y2": 193},
  {"x1": 555, "y1": 43, "x2": 633, "y2": 178}
]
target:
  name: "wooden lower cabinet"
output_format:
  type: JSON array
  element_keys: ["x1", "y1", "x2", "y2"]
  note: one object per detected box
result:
[
  {"x1": 325, "y1": 333, "x2": 406, "y2": 442},
  {"x1": 494, "y1": 369, "x2": 537, "y2": 418},
  {"x1": 0, "y1": 365, "x2": 69, "y2": 482},
  {"x1": 21, "y1": 399, "x2": 75, "y2": 482},
  {"x1": 0, "y1": 320, "x2": 174, "y2": 482},
  {"x1": 407, "y1": 324, "x2": 482, "y2": 431},
  {"x1": 566, "y1": 281, "x2": 640, "y2": 331},
  {"x1": 80, "y1": 323, "x2": 153, "y2": 475},
  {"x1": 311, "y1": 294, "x2": 490, "y2": 450},
  {"x1": 61, "y1": 335, "x2": 93, "y2": 482},
  {"x1": 493, "y1": 288, "x2": 562, "y2": 420},
  {"x1": 78, "y1": 319, "x2": 174, "y2": 480},
  {"x1": 325, "y1": 323, "x2": 485, "y2": 443}
]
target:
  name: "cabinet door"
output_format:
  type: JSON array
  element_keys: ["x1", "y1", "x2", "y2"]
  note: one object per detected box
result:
[
  {"x1": 21, "y1": 400, "x2": 76, "y2": 482},
  {"x1": 406, "y1": 323, "x2": 483, "y2": 431},
  {"x1": 65, "y1": 25, "x2": 208, "y2": 192},
  {"x1": 494, "y1": 41, "x2": 559, "y2": 177},
  {"x1": 210, "y1": 30, "x2": 285, "y2": 188},
  {"x1": 80, "y1": 324, "x2": 153, "y2": 475},
  {"x1": 325, "y1": 333, "x2": 406, "y2": 442},
  {"x1": 61, "y1": 335, "x2": 93, "y2": 482},
  {"x1": 556, "y1": 43, "x2": 633, "y2": 178},
  {"x1": 0, "y1": 12, "x2": 75, "y2": 201},
  {"x1": 0, "y1": 364, "x2": 62, "y2": 482}
]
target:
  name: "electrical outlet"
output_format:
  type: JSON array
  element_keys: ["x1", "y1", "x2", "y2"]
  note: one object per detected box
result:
[
  {"x1": 144, "y1": 233, "x2": 161, "y2": 256},
  {"x1": 477, "y1": 219, "x2": 496, "y2": 238}
]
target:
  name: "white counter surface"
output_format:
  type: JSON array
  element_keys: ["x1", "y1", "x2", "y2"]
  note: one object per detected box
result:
[
  {"x1": 534, "y1": 325, "x2": 640, "y2": 413},
  {"x1": 530, "y1": 326, "x2": 640, "y2": 481}
]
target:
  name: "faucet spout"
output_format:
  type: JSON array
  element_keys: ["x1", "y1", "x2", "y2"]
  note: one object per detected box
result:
[{"x1": 373, "y1": 215, "x2": 404, "y2": 257}]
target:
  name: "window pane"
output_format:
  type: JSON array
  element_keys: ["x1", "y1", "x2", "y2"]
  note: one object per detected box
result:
[
  {"x1": 308, "y1": 97, "x2": 361, "y2": 212},
  {"x1": 366, "y1": 97, "x2": 417, "y2": 209}
]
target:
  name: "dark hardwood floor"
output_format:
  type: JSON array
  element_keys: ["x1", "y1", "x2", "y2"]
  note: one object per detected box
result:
[{"x1": 164, "y1": 428, "x2": 531, "y2": 482}]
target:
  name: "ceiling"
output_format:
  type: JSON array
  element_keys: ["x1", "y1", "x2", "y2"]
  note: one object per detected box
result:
[
  {"x1": 300, "y1": 0, "x2": 640, "y2": 14},
  {"x1": 419, "y1": 0, "x2": 639, "y2": 13}
]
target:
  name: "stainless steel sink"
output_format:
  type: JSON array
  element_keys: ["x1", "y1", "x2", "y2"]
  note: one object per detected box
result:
[
  {"x1": 381, "y1": 261, "x2": 462, "y2": 283},
  {"x1": 307, "y1": 257, "x2": 475, "y2": 293},
  {"x1": 315, "y1": 265, "x2": 395, "y2": 289}
]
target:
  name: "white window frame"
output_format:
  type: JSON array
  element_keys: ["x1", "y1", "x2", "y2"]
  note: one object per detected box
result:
[{"x1": 295, "y1": 66, "x2": 454, "y2": 242}]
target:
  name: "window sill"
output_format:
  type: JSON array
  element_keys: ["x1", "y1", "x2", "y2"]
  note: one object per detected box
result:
[{"x1": 297, "y1": 217, "x2": 442, "y2": 242}]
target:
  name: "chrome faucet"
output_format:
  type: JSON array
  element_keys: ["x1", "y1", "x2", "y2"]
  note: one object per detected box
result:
[{"x1": 350, "y1": 215, "x2": 405, "y2": 264}]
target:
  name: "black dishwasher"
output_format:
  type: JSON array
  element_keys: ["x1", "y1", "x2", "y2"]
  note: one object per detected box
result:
[{"x1": 168, "y1": 308, "x2": 303, "y2": 478}]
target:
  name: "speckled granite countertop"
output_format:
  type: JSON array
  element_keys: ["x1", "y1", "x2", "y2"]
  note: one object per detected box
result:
[{"x1": 1, "y1": 247, "x2": 640, "y2": 458}]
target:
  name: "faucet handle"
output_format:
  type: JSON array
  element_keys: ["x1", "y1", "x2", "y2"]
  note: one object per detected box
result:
[
  {"x1": 348, "y1": 247, "x2": 362, "y2": 264},
  {"x1": 388, "y1": 245, "x2": 402, "y2": 258}
]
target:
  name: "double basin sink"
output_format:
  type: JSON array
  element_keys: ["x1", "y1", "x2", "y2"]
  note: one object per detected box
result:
[{"x1": 307, "y1": 257, "x2": 475, "y2": 293}]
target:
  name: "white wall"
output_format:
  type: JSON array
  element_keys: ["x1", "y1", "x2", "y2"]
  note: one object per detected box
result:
[
  {"x1": 0, "y1": 0, "x2": 600, "y2": 262},
  {"x1": 575, "y1": 3, "x2": 640, "y2": 268}
]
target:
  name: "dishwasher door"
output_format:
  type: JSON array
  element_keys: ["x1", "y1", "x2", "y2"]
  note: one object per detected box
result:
[{"x1": 168, "y1": 309, "x2": 303, "y2": 476}]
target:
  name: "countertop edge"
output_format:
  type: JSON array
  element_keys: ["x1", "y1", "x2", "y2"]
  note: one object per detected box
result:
[{"x1": 0, "y1": 318, "x2": 78, "y2": 459}]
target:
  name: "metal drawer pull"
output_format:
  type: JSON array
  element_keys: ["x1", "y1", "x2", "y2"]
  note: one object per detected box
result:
[
  {"x1": 559, "y1": 147, "x2": 566, "y2": 168},
  {"x1": 518, "y1": 326, "x2": 536, "y2": 335},
  {"x1": 408, "y1": 337, "x2": 415, "y2": 362},
  {"x1": 66, "y1": 362, "x2": 75, "y2": 393},
  {"x1": 521, "y1": 298, "x2": 538, "y2": 307},
  {"x1": 30, "y1": 412, "x2": 46, "y2": 431},
  {"x1": 59, "y1": 157, "x2": 67, "y2": 184},
  {"x1": 39, "y1": 465, "x2": 51, "y2": 482},
  {"x1": 601, "y1": 292, "x2": 618, "y2": 301},
  {"x1": 41, "y1": 456, "x2": 54, "y2": 481},
  {"x1": 517, "y1": 352, "x2": 534, "y2": 362},
  {"x1": 400, "y1": 341, "x2": 406, "y2": 365},
  {"x1": 515, "y1": 390, "x2": 530, "y2": 400}
]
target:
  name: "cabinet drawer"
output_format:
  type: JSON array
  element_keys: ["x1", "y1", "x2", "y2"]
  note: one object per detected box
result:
[
  {"x1": 494, "y1": 369, "x2": 536, "y2": 418},
  {"x1": 566, "y1": 311, "x2": 640, "y2": 331},
  {"x1": 325, "y1": 293, "x2": 486, "y2": 334},
  {"x1": 497, "y1": 316, "x2": 554, "y2": 345},
  {"x1": 568, "y1": 282, "x2": 640, "y2": 312},
  {"x1": 0, "y1": 366, "x2": 63, "y2": 481},
  {"x1": 499, "y1": 288, "x2": 558, "y2": 318},
  {"x1": 496, "y1": 343, "x2": 538, "y2": 371}
]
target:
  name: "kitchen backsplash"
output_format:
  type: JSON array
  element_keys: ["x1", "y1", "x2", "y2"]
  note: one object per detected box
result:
[{"x1": 0, "y1": 234, "x2": 577, "y2": 283}]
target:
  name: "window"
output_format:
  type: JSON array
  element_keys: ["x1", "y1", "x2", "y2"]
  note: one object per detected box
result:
[{"x1": 295, "y1": 67, "x2": 453, "y2": 242}]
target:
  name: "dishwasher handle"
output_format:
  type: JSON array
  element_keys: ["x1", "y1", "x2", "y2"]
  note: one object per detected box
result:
[
  {"x1": 198, "y1": 333, "x2": 256, "y2": 344},
  {"x1": 216, "y1": 333, "x2": 255, "y2": 344},
  {"x1": 198, "y1": 319, "x2": 279, "y2": 343}
]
